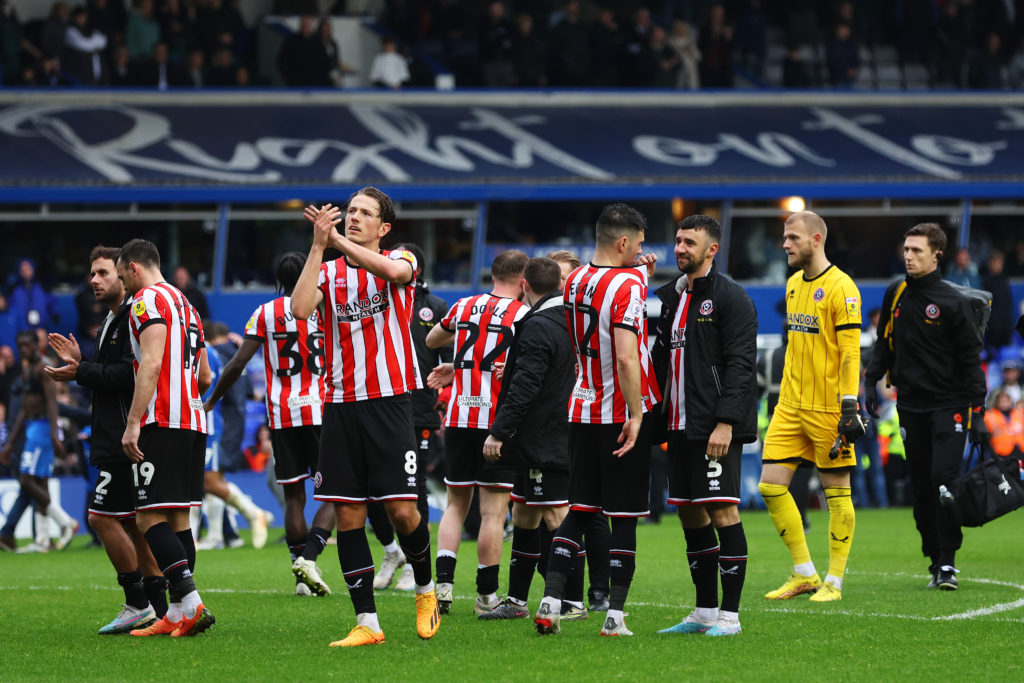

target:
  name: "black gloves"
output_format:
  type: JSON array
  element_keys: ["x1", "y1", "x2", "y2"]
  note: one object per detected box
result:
[
  {"x1": 970, "y1": 408, "x2": 989, "y2": 446},
  {"x1": 864, "y1": 384, "x2": 879, "y2": 419},
  {"x1": 837, "y1": 398, "x2": 867, "y2": 443}
]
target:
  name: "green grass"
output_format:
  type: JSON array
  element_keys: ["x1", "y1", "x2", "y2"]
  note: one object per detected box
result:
[{"x1": 3, "y1": 508, "x2": 1022, "y2": 681}]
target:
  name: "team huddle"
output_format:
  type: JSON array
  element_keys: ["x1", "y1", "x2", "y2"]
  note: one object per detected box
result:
[{"x1": 35, "y1": 185, "x2": 985, "y2": 644}]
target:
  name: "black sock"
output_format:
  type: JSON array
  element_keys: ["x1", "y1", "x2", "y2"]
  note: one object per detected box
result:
[
  {"x1": 117, "y1": 568, "x2": 148, "y2": 610},
  {"x1": 436, "y1": 554, "x2": 457, "y2": 584},
  {"x1": 684, "y1": 523, "x2": 720, "y2": 609},
  {"x1": 586, "y1": 513, "x2": 611, "y2": 597},
  {"x1": 143, "y1": 575, "x2": 168, "y2": 618},
  {"x1": 301, "y1": 526, "x2": 331, "y2": 561},
  {"x1": 366, "y1": 501, "x2": 395, "y2": 547},
  {"x1": 545, "y1": 510, "x2": 592, "y2": 599},
  {"x1": 337, "y1": 528, "x2": 376, "y2": 615},
  {"x1": 508, "y1": 525, "x2": 541, "y2": 602},
  {"x1": 286, "y1": 536, "x2": 306, "y2": 562},
  {"x1": 565, "y1": 549, "x2": 585, "y2": 603},
  {"x1": 608, "y1": 517, "x2": 638, "y2": 612},
  {"x1": 176, "y1": 529, "x2": 196, "y2": 573},
  {"x1": 938, "y1": 549, "x2": 956, "y2": 568},
  {"x1": 145, "y1": 522, "x2": 195, "y2": 603},
  {"x1": 536, "y1": 523, "x2": 554, "y2": 579},
  {"x1": 716, "y1": 522, "x2": 747, "y2": 613},
  {"x1": 476, "y1": 564, "x2": 499, "y2": 596},
  {"x1": 396, "y1": 517, "x2": 433, "y2": 587}
]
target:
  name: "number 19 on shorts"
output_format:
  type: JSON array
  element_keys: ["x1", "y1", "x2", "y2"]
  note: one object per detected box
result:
[{"x1": 132, "y1": 462, "x2": 155, "y2": 487}]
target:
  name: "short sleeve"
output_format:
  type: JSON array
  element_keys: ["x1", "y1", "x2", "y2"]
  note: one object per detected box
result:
[
  {"x1": 440, "y1": 302, "x2": 459, "y2": 332},
  {"x1": 244, "y1": 305, "x2": 265, "y2": 341},
  {"x1": 612, "y1": 280, "x2": 646, "y2": 334},
  {"x1": 131, "y1": 289, "x2": 167, "y2": 333}
]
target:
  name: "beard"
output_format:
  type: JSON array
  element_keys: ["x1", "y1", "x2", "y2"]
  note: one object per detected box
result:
[{"x1": 680, "y1": 251, "x2": 708, "y2": 276}]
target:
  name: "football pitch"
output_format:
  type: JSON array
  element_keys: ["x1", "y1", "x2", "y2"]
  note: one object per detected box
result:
[{"x1": 3, "y1": 508, "x2": 1021, "y2": 681}]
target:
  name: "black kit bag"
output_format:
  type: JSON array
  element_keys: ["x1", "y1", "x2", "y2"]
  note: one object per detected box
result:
[{"x1": 947, "y1": 444, "x2": 1024, "y2": 527}]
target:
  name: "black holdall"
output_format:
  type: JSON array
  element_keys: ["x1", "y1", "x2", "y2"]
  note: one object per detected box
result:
[{"x1": 946, "y1": 444, "x2": 1024, "y2": 527}]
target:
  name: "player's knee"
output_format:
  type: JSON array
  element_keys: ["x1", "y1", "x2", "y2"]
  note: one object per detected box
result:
[
  {"x1": 758, "y1": 481, "x2": 788, "y2": 498},
  {"x1": 386, "y1": 504, "x2": 420, "y2": 533}
]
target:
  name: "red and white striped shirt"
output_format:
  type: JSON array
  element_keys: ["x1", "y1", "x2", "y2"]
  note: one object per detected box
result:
[
  {"x1": 666, "y1": 283, "x2": 692, "y2": 431},
  {"x1": 317, "y1": 251, "x2": 422, "y2": 403},
  {"x1": 564, "y1": 264, "x2": 660, "y2": 424},
  {"x1": 244, "y1": 296, "x2": 326, "y2": 429},
  {"x1": 440, "y1": 293, "x2": 527, "y2": 429},
  {"x1": 128, "y1": 282, "x2": 208, "y2": 433}
]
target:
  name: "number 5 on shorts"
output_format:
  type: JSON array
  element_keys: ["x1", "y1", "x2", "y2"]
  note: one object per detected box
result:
[{"x1": 705, "y1": 456, "x2": 722, "y2": 478}]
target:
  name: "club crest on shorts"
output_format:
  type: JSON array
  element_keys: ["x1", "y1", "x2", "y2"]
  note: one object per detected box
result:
[
  {"x1": 926, "y1": 303, "x2": 940, "y2": 319},
  {"x1": 419, "y1": 307, "x2": 434, "y2": 321},
  {"x1": 813, "y1": 288, "x2": 825, "y2": 302},
  {"x1": 699, "y1": 299, "x2": 713, "y2": 315},
  {"x1": 313, "y1": 471, "x2": 322, "y2": 488}
]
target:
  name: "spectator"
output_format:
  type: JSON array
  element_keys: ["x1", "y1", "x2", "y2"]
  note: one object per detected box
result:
[
  {"x1": 479, "y1": 0, "x2": 515, "y2": 87},
  {"x1": 698, "y1": 3, "x2": 734, "y2": 87},
  {"x1": 982, "y1": 249, "x2": 1014, "y2": 353},
  {"x1": 547, "y1": 0, "x2": 589, "y2": 86},
  {"x1": 87, "y1": 0, "x2": 126, "y2": 49},
  {"x1": 0, "y1": 344, "x2": 13, "y2": 409},
  {"x1": 650, "y1": 24, "x2": 680, "y2": 88},
  {"x1": 985, "y1": 389, "x2": 1024, "y2": 457},
  {"x1": 8, "y1": 258, "x2": 56, "y2": 332},
  {"x1": 63, "y1": 6, "x2": 108, "y2": 85},
  {"x1": 995, "y1": 360, "x2": 1022, "y2": 404},
  {"x1": 782, "y1": 41, "x2": 814, "y2": 87},
  {"x1": 277, "y1": 14, "x2": 321, "y2": 86},
  {"x1": 0, "y1": 294, "x2": 16, "y2": 351},
  {"x1": 317, "y1": 18, "x2": 349, "y2": 87},
  {"x1": 510, "y1": 12, "x2": 546, "y2": 86},
  {"x1": 945, "y1": 247, "x2": 982, "y2": 288},
  {"x1": 184, "y1": 47, "x2": 204, "y2": 87},
  {"x1": 125, "y1": 0, "x2": 160, "y2": 60},
  {"x1": 936, "y1": 1, "x2": 969, "y2": 87},
  {"x1": 171, "y1": 265, "x2": 210, "y2": 319},
  {"x1": 735, "y1": 0, "x2": 767, "y2": 80},
  {"x1": 669, "y1": 19, "x2": 700, "y2": 89},
  {"x1": 137, "y1": 41, "x2": 189, "y2": 88},
  {"x1": 196, "y1": 0, "x2": 245, "y2": 63},
  {"x1": 243, "y1": 423, "x2": 271, "y2": 472},
  {"x1": 369, "y1": 36, "x2": 410, "y2": 89},
  {"x1": 826, "y1": 22, "x2": 859, "y2": 88},
  {"x1": 158, "y1": 0, "x2": 196, "y2": 64},
  {"x1": 41, "y1": 2, "x2": 70, "y2": 59},
  {"x1": 206, "y1": 45, "x2": 236, "y2": 84},
  {"x1": 621, "y1": 7, "x2": 656, "y2": 87},
  {"x1": 108, "y1": 43, "x2": 135, "y2": 85},
  {"x1": 589, "y1": 6, "x2": 624, "y2": 87},
  {"x1": 968, "y1": 31, "x2": 1007, "y2": 89},
  {"x1": 0, "y1": 0, "x2": 40, "y2": 87}
]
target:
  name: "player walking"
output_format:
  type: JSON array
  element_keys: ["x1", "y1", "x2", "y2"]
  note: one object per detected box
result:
[{"x1": 759, "y1": 211, "x2": 863, "y2": 603}]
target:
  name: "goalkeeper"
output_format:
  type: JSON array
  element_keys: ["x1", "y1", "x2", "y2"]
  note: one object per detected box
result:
[{"x1": 758, "y1": 212, "x2": 864, "y2": 603}]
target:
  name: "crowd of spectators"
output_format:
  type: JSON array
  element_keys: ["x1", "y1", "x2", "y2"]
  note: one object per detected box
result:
[{"x1": 3, "y1": 0, "x2": 1024, "y2": 90}]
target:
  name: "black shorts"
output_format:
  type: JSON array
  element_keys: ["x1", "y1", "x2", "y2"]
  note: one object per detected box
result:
[
  {"x1": 443, "y1": 427, "x2": 515, "y2": 489},
  {"x1": 272, "y1": 425, "x2": 321, "y2": 485},
  {"x1": 315, "y1": 395, "x2": 419, "y2": 503},
  {"x1": 134, "y1": 425, "x2": 205, "y2": 512},
  {"x1": 88, "y1": 462, "x2": 137, "y2": 519},
  {"x1": 512, "y1": 467, "x2": 570, "y2": 507},
  {"x1": 568, "y1": 414, "x2": 653, "y2": 517},
  {"x1": 666, "y1": 432, "x2": 742, "y2": 506}
]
